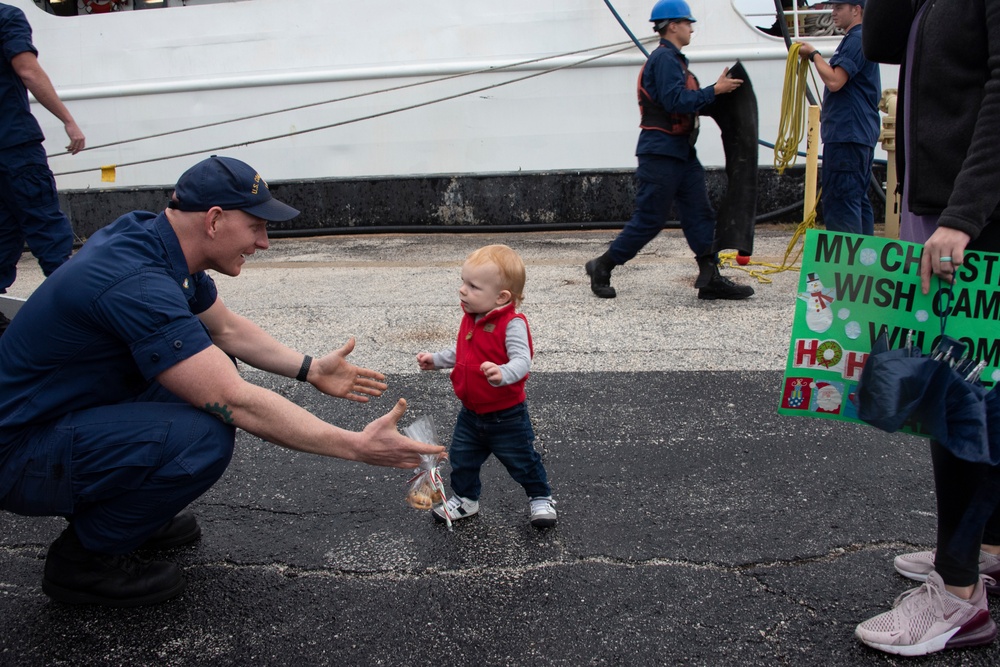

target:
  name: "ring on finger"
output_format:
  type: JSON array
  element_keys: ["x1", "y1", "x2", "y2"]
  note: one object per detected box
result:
[{"x1": 939, "y1": 256, "x2": 953, "y2": 262}]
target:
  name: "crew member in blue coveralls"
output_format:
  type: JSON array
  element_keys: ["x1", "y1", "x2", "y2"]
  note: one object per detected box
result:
[
  {"x1": 0, "y1": 2, "x2": 85, "y2": 335},
  {"x1": 795, "y1": 1, "x2": 881, "y2": 235},
  {"x1": 0, "y1": 156, "x2": 445, "y2": 607},
  {"x1": 585, "y1": 0, "x2": 754, "y2": 301}
]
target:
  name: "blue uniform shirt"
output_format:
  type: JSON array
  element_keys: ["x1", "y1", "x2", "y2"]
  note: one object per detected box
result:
[
  {"x1": 821, "y1": 24, "x2": 881, "y2": 147},
  {"x1": 0, "y1": 3, "x2": 45, "y2": 150},
  {"x1": 635, "y1": 39, "x2": 716, "y2": 159},
  {"x1": 0, "y1": 211, "x2": 218, "y2": 497}
]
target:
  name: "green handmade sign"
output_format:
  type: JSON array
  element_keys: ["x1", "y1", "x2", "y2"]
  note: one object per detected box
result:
[{"x1": 779, "y1": 229, "x2": 1000, "y2": 426}]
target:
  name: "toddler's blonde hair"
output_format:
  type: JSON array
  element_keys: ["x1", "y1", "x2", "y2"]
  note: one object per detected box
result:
[{"x1": 465, "y1": 244, "x2": 526, "y2": 307}]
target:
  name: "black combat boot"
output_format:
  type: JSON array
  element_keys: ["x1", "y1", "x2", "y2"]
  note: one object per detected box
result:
[
  {"x1": 694, "y1": 255, "x2": 718, "y2": 289},
  {"x1": 42, "y1": 525, "x2": 186, "y2": 607},
  {"x1": 139, "y1": 510, "x2": 201, "y2": 551},
  {"x1": 585, "y1": 252, "x2": 617, "y2": 298},
  {"x1": 697, "y1": 264, "x2": 755, "y2": 300}
]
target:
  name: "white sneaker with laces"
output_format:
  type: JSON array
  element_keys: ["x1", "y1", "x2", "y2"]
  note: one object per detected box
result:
[
  {"x1": 433, "y1": 495, "x2": 479, "y2": 523},
  {"x1": 894, "y1": 548, "x2": 1000, "y2": 595},
  {"x1": 528, "y1": 496, "x2": 557, "y2": 528},
  {"x1": 854, "y1": 571, "x2": 997, "y2": 656},
  {"x1": 893, "y1": 549, "x2": 937, "y2": 581}
]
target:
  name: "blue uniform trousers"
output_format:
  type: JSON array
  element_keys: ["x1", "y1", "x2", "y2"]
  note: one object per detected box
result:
[
  {"x1": 0, "y1": 382, "x2": 235, "y2": 554},
  {"x1": 820, "y1": 141, "x2": 875, "y2": 236},
  {"x1": 608, "y1": 152, "x2": 717, "y2": 265},
  {"x1": 0, "y1": 142, "x2": 74, "y2": 292},
  {"x1": 448, "y1": 402, "x2": 550, "y2": 500}
]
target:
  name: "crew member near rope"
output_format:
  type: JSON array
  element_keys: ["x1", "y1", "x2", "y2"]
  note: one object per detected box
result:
[
  {"x1": 585, "y1": 0, "x2": 754, "y2": 300},
  {"x1": 0, "y1": 2, "x2": 86, "y2": 336},
  {"x1": 795, "y1": 1, "x2": 880, "y2": 235}
]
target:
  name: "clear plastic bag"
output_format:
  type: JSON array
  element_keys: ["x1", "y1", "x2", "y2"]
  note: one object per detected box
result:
[
  {"x1": 405, "y1": 465, "x2": 444, "y2": 510},
  {"x1": 403, "y1": 415, "x2": 451, "y2": 528}
]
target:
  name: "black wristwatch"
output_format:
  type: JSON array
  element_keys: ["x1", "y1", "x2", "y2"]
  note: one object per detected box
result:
[
  {"x1": 808, "y1": 51, "x2": 819, "y2": 63},
  {"x1": 296, "y1": 355, "x2": 312, "y2": 382}
]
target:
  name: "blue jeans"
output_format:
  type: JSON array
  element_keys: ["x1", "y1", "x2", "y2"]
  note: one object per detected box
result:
[
  {"x1": 820, "y1": 142, "x2": 875, "y2": 236},
  {"x1": 608, "y1": 153, "x2": 718, "y2": 265},
  {"x1": 0, "y1": 142, "x2": 74, "y2": 292},
  {"x1": 449, "y1": 402, "x2": 550, "y2": 500},
  {"x1": 1, "y1": 382, "x2": 235, "y2": 554}
]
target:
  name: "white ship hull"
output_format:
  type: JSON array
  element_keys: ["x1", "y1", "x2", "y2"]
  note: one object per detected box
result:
[
  {"x1": 6, "y1": 1, "x2": 900, "y2": 236},
  {"x1": 14, "y1": 0, "x2": 897, "y2": 188}
]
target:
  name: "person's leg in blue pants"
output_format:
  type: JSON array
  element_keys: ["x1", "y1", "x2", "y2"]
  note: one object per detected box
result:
[
  {"x1": 2, "y1": 382, "x2": 235, "y2": 553},
  {"x1": 448, "y1": 407, "x2": 492, "y2": 502},
  {"x1": 587, "y1": 151, "x2": 751, "y2": 299},
  {"x1": 448, "y1": 404, "x2": 549, "y2": 504},
  {"x1": 479, "y1": 403, "x2": 549, "y2": 500},
  {"x1": 673, "y1": 153, "x2": 719, "y2": 260},
  {"x1": 585, "y1": 155, "x2": 684, "y2": 298},
  {"x1": 0, "y1": 143, "x2": 74, "y2": 292},
  {"x1": 821, "y1": 142, "x2": 875, "y2": 236},
  {"x1": 607, "y1": 155, "x2": 684, "y2": 266},
  {"x1": 2, "y1": 383, "x2": 235, "y2": 605}
]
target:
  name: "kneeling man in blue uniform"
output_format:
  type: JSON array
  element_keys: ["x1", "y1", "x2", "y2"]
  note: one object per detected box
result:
[{"x1": 0, "y1": 156, "x2": 445, "y2": 607}]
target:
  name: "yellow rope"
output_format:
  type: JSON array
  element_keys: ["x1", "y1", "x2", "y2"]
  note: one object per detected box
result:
[
  {"x1": 773, "y1": 42, "x2": 811, "y2": 175},
  {"x1": 722, "y1": 43, "x2": 822, "y2": 282},
  {"x1": 720, "y1": 189, "x2": 821, "y2": 282}
]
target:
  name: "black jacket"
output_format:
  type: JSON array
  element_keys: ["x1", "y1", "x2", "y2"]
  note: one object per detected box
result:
[{"x1": 863, "y1": 0, "x2": 1000, "y2": 243}]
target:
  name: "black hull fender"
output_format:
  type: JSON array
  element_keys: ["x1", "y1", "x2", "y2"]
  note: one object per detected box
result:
[{"x1": 702, "y1": 60, "x2": 758, "y2": 256}]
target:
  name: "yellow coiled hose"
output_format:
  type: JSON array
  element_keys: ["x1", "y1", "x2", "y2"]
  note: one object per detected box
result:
[{"x1": 773, "y1": 42, "x2": 812, "y2": 175}]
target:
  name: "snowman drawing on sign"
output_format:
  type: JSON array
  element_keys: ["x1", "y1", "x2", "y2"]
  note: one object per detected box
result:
[{"x1": 798, "y1": 272, "x2": 835, "y2": 333}]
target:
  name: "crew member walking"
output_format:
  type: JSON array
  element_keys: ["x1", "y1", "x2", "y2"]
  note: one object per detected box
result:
[{"x1": 585, "y1": 0, "x2": 754, "y2": 301}]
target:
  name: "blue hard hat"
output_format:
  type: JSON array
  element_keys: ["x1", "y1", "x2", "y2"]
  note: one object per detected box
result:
[{"x1": 649, "y1": 0, "x2": 696, "y2": 23}]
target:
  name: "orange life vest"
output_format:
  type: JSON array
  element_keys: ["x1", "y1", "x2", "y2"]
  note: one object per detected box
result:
[{"x1": 637, "y1": 54, "x2": 700, "y2": 136}]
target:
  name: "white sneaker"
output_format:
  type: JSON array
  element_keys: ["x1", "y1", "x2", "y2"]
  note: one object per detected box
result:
[
  {"x1": 893, "y1": 549, "x2": 937, "y2": 581},
  {"x1": 894, "y1": 549, "x2": 1000, "y2": 595},
  {"x1": 528, "y1": 496, "x2": 557, "y2": 528},
  {"x1": 854, "y1": 572, "x2": 997, "y2": 656},
  {"x1": 433, "y1": 495, "x2": 479, "y2": 523}
]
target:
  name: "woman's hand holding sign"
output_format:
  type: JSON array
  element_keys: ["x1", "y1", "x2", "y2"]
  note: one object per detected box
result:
[{"x1": 921, "y1": 226, "x2": 972, "y2": 294}]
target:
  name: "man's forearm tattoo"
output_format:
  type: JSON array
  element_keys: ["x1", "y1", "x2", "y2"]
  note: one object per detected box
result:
[{"x1": 203, "y1": 402, "x2": 234, "y2": 424}]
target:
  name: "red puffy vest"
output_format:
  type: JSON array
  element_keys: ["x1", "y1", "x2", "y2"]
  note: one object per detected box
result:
[{"x1": 452, "y1": 303, "x2": 533, "y2": 414}]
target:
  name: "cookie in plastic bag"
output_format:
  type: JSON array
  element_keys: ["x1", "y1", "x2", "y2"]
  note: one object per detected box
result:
[{"x1": 402, "y1": 415, "x2": 451, "y2": 526}]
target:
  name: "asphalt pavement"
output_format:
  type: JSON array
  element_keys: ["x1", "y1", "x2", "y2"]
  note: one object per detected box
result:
[{"x1": 1, "y1": 227, "x2": 997, "y2": 666}]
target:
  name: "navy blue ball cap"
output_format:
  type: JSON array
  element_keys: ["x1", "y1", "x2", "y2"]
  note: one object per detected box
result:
[{"x1": 169, "y1": 155, "x2": 300, "y2": 222}]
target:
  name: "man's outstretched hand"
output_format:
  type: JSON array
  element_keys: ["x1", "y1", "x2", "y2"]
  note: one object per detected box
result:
[
  {"x1": 309, "y1": 337, "x2": 388, "y2": 402},
  {"x1": 354, "y1": 398, "x2": 447, "y2": 468}
]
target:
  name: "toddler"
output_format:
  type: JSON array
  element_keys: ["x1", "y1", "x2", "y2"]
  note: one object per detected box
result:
[{"x1": 417, "y1": 244, "x2": 556, "y2": 528}]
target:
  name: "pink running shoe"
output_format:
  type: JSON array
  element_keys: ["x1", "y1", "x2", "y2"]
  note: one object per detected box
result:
[
  {"x1": 894, "y1": 549, "x2": 1000, "y2": 595},
  {"x1": 855, "y1": 572, "x2": 997, "y2": 656}
]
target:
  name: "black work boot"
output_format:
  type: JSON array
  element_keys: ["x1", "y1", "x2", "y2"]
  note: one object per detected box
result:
[
  {"x1": 42, "y1": 526, "x2": 186, "y2": 607},
  {"x1": 698, "y1": 266, "x2": 755, "y2": 301},
  {"x1": 139, "y1": 510, "x2": 201, "y2": 551},
  {"x1": 694, "y1": 255, "x2": 718, "y2": 289},
  {"x1": 585, "y1": 252, "x2": 617, "y2": 298}
]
